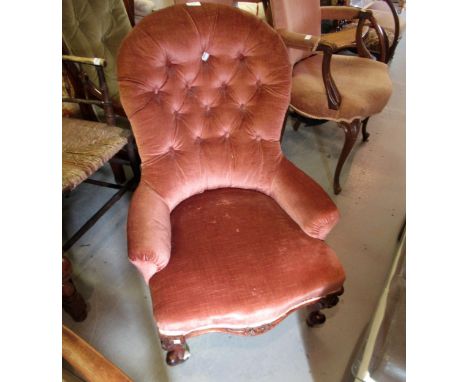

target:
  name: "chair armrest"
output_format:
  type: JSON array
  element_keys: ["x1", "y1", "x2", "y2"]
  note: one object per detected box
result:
[
  {"x1": 276, "y1": 29, "x2": 341, "y2": 110},
  {"x1": 270, "y1": 157, "x2": 339, "y2": 240},
  {"x1": 276, "y1": 29, "x2": 322, "y2": 52},
  {"x1": 127, "y1": 182, "x2": 171, "y2": 283},
  {"x1": 320, "y1": 6, "x2": 362, "y2": 21},
  {"x1": 62, "y1": 54, "x2": 106, "y2": 67}
]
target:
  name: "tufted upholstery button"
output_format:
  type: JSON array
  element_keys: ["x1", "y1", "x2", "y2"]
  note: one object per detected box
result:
[
  {"x1": 255, "y1": 135, "x2": 262, "y2": 141},
  {"x1": 256, "y1": 80, "x2": 262, "y2": 89},
  {"x1": 238, "y1": 53, "x2": 245, "y2": 61}
]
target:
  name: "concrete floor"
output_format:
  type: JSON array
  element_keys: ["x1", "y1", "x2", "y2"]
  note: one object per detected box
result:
[{"x1": 63, "y1": 37, "x2": 405, "y2": 382}]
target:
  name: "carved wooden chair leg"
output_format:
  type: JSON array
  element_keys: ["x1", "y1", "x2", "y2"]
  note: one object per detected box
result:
[
  {"x1": 161, "y1": 336, "x2": 191, "y2": 366},
  {"x1": 333, "y1": 119, "x2": 360, "y2": 195},
  {"x1": 62, "y1": 255, "x2": 87, "y2": 322},
  {"x1": 306, "y1": 287, "x2": 344, "y2": 327},
  {"x1": 361, "y1": 117, "x2": 370, "y2": 142}
]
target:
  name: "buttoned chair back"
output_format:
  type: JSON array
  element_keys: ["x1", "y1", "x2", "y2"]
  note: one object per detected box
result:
[{"x1": 118, "y1": 3, "x2": 292, "y2": 209}]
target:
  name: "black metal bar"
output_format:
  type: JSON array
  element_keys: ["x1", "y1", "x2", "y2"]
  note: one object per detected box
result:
[
  {"x1": 62, "y1": 179, "x2": 135, "y2": 252},
  {"x1": 84, "y1": 179, "x2": 123, "y2": 189}
]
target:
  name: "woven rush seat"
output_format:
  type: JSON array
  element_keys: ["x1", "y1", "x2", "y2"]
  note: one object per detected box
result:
[
  {"x1": 62, "y1": 118, "x2": 130, "y2": 191},
  {"x1": 150, "y1": 188, "x2": 345, "y2": 336}
]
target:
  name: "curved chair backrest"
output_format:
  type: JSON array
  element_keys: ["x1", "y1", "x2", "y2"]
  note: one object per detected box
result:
[
  {"x1": 118, "y1": 3, "x2": 291, "y2": 209},
  {"x1": 269, "y1": 0, "x2": 321, "y2": 65},
  {"x1": 62, "y1": 0, "x2": 132, "y2": 101}
]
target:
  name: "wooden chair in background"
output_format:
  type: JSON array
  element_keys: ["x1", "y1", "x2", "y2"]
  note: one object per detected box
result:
[{"x1": 62, "y1": 55, "x2": 139, "y2": 320}]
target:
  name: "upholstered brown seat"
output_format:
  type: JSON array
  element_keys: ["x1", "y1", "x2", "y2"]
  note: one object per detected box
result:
[
  {"x1": 291, "y1": 55, "x2": 392, "y2": 123},
  {"x1": 151, "y1": 188, "x2": 345, "y2": 336},
  {"x1": 118, "y1": 3, "x2": 345, "y2": 365},
  {"x1": 62, "y1": 118, "x2": 130, "y2": 192}
]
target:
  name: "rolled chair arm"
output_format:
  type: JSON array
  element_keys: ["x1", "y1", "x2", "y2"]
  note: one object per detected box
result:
[
  {"x1": 127, "y1": 181, "x2": 171, "y2": 283},
  {"x1": 270, "y1": 157, "x2": 340, "y2": 240}
]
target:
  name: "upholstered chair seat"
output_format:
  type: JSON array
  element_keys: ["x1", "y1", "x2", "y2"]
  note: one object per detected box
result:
[
  {"x1": 62, "y1": 118, "x2": 130, "y2": 192},
  {"x1": 118, "y1": 3, "x2": 346, "y2": 365},
  {"x1": 291, "y1": 55, "x2": 392, "y2": 123},
  {"x1": 150, "y1": 187, "x2": 344, "y2": 336}
]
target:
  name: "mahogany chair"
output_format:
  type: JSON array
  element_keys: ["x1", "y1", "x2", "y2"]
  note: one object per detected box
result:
[
  {"x1": 118, "y1": 3, "x2": 345, "y2": 365},
  {"x1": 270, "y1": 0, "x2": 393, "y2": 194}
]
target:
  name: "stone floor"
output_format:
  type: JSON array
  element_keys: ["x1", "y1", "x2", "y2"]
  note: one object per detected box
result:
[{"x1": 63, "y1": 36, "x2": 405, "y2": 382}]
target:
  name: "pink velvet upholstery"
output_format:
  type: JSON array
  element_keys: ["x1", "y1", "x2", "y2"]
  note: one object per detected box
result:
[
  {"x1": 118, "y1": 3, "x2": 344, "y2": 336},
  {"x1": 151, "y1": 188, "x2": 344, "y2": 336}
]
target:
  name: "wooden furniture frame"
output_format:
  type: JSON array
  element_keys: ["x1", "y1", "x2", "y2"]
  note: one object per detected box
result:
[
  {"x1": 346, "y1": 0, "x2": 402, "y2": 62},
  {"x1": 161, "y1": 287, "x2": 344, "y2": 365},
  {"x1": 62, "y1": 55, "x2": 140, "y2": 321}
]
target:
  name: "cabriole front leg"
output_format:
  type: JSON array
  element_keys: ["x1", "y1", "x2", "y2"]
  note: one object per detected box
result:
[
  {"x1": 161, "y1": 336, "x2": 191, "y2": 366},
  {"x1": 334, "y1": 119, "x2": 360, "y2": 194},
  {"x1": 306, "y1": 287, "x2": 344, "y2": 327}
]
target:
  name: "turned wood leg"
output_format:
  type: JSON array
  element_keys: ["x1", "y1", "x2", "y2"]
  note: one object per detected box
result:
[
  {"x1": 306, "y1": 287, "x2": 344, "y2": 327},
  {"x1": 161, "y1": 336, "x2": 191, "y2": 366},
  {"x1": 62, "y1": 256, "x2": 87, "y2": 322},
  {"x1": 334, "y1": 120, "x2": 360, "y2": 195},
  {"x1": 361, "y1": 117, "x2": 370, "y2": 142}
]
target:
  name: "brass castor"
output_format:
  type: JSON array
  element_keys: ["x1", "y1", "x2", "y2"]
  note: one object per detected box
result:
[
  {"x1": 306, "y1": 311, "x2": 326, "y2": 327},
  {"x1": 164, "y1": 342, "x2": 191, "y2": 366}
]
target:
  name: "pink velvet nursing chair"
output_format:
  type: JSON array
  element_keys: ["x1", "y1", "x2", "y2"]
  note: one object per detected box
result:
[{"x1": 118, "y1": 3, "x2": 345, "y2": 365}]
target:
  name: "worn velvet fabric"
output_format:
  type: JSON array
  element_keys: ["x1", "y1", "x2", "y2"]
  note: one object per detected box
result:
[
  {"x1": 151, "y1": 188, "x2": 344, "y2": 336},
  {"x1": 118, "y1": 3, "x2": 344, "y2": 335}
]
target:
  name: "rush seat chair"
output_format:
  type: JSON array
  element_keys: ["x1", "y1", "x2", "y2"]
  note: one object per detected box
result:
[
  {"x1": 118, "y1": 3, "x2": 345, "y2": 366},
  {"x1": 270, "y1": 0, "x2": 393, "y2": 194}
]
